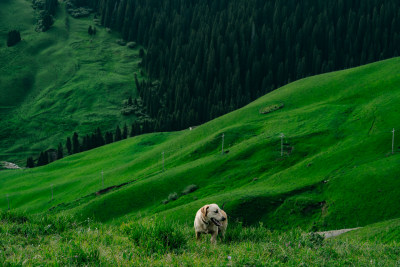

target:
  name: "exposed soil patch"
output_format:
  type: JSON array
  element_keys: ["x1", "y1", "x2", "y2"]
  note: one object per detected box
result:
[{"x1": 316, "y1": 227, "x2": 361, "y2": 238}]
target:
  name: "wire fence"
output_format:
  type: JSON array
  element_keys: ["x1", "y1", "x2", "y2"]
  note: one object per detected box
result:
[{"x1": 2, "y1": 126, "x2": 398, "y2": 211}]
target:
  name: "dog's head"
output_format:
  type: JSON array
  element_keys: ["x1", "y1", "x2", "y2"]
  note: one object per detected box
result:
[{"x1": 201, "y1": 204, "x2": 226, "y2": 227}]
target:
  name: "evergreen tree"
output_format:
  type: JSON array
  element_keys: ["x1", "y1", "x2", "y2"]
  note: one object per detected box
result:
[
  {"x1": 26, "y1": 157, "x2": 34, "y2": 168},
  {"x1": 41, "y1": 11, "x2": 54, "y2": 32},
  {"x1": 96, "y1": 127, "x2": 105, "y2": 146},
  {"x1": 7, "y1": 30, "x2": 21, "y2": 47},
  {"x1": 37, "y1": 152, "x2": 44, "y2": 167},
  {"x1": 115, "y1": 125, "x2": 122, "y2": 141},
  {"x1": 57, "y1": 142, "x2": 63, "y2": 159},
  {"x1": 72, "y1": 132, "x2": 80, "y2": 154},
  {"x1": 88, "y1": 25, "x2": 93, "y2": 35},
  {"x1": 66, "y1": 137, "x2": 72, "y2": 155},
  {"x1": 122, "y1": 123, "x2": 128, "y2": 139},
  {"x1": 105, "y1": 131, "x2": 114, "y2": 144},
  {"x1": 43, "y1": 151, "x2": 49, "y2": 165}
]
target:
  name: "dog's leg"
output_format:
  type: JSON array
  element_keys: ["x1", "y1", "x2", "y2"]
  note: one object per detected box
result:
[
  {"x1": 220, "y1": 228, "x2": 225, "y2": 239},
  {"x1": 196, "y1": 231, "x2": 201, "y2": 240},
  {"x1": 210, "y1": 230, "x2": 218, "y2": 244}
]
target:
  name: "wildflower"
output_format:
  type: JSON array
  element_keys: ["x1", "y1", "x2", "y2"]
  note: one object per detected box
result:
[{"x1": 228, "y1": 256, "x2": 232, "y2": 260}]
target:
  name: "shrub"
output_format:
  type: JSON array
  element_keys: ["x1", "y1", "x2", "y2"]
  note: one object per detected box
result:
[
  {"x1": 259, "y1": 103, "x2": 284, "y2": 114},
  {"x1": 36, "y1": 11, "x2": 54, "y2": 32},
  {"x1": 116, "y1": 39, "x2": 126, "y2": 46},
  {"x1": 7, "y1": 30, "x2": 21, "y2": 47},
  {"x1": 127, "y1": 42, "x2": 136, "y2": 49},
  {"x1": 168, "y1": 192, "x2": 178, "y2": 201},
  {"x1": 161, "y1": 199, "x2": 169, "y2": 205},
  {"x1": 181, "y1": 184, "x2": 198, "y2": 195}
]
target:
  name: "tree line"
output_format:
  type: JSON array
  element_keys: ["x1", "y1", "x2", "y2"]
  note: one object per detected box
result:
[
  {"x1": 75, "y1": 0, "x2": 400, "y2": 132},
  {"x1": 26, "y1": 121, "x2": 152, "y2": 168}
]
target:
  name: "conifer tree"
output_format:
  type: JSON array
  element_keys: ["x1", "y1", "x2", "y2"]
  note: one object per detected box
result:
[
  {"x1": 26, "y1": 157, "x2": 34, "y2": 168},
  {"x1": 72, "y1": 132, "x2": 80, "y2": 154},
  {"x1": 37, "y1": 152, "x2": 44, "y2": 167},
  {"x1": 115, "y1": 125, "x2": 122, "y2": 141},
  {"x1": 43, "y1": 151, "x2": 49, "y2": 165},
  {"x1": 7, "y1": 30, "x2": 21, "y2": 47},
  {"x1": 96, "y1": 127, "x2": 105, "y2": 146},
  {"x1": 88, "y1": 25, "x2": 93, "y2": 35},
  {"x1": 66, "y1": 137, "x2": 72, "y2": 155},
  {"x1": 123, "y1": 123, "x2": 128, "y2": 139},
  {"x1": 57, "y1": 143, "x2": 63, "y2": 159}
]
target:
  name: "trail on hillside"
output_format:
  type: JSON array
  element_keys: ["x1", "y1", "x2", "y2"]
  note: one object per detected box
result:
[
  {"x1": 0, "y1": 161, "x2": 21, "y2": 170},
  {"x1": 316, "y1": 228, "x2": 361, "y2": 238}
]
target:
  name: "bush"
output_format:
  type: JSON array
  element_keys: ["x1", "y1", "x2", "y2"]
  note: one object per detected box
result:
[
  {"x1": 168, "y1": 192, "x2": 178, "y2": 201},
  {"x1": 181, "y1": 184, "x2": 198, "y2": 195},
  {"x1": 116, "y1": 39, "x2": 126, "y2": 46},
  {"x1": 259, "y1": 103, "x2": 284, "y2": 114},
  {"x1": 125, "y1": 220, "x2": 187, "y2": 255},
  {"x1": 36, "y1": 11, "x2": 54, "y2": 32},
  {"x1": 127, "y1": 42, "x2": 136, "y2": 49},
  {"x1": 7, "y1": 30, "x2": 21, "y2": 47}
]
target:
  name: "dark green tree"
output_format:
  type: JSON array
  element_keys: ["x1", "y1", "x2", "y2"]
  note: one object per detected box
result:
[
  {"x1": 7, "y1": 30, "x2": 21, "y2": 47},
  {"x1": 88, "y1": 25, "x2": 93, "y2": 35},
  {"x1": 122, "y1": 123, "x2": 128, "y2": 139},
  {"x1": 26, "y1": 157, "x2": 35, "y2": 168},
  {"x1": 66, "y1": 137, "x2": 72, "y2": 155},
  {"x1": 115, "y1": 125, "x2": 122, "y2": 141},
  {"x1": 57, "y1": 142, "x2": 63, "y2": 159},
  {"x1": 72, "y1": 132, "x2": 80, "y2": 154}
]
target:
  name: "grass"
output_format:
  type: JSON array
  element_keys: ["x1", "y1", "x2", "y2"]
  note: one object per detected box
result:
[
  {"x1": 1, "y1": 56, "x2": 400, "y2": 234},
  {"x1": 1, "y1": 1, "x2": 400, "y2": 253},
  {"x1": 1, "y1": 211, "x2": 399, "y2": 266},
  {"x1": 0, "y1": 0, "x2": 142, "y2": 164}
]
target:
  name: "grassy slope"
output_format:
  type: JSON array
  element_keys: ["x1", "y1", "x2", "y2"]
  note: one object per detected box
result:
[
  {"x1": 339, "y1": 218, "x2": 400, "y2": 244},
  {"x1": 0, "y1": 0, "x2": 141, "y2": 163},
  {"x1": 1, "y1": 56, "x2": 400, "y2": 233},
  {"x1": 1, "y1": 211, "x2": 399, "y2": 265}
]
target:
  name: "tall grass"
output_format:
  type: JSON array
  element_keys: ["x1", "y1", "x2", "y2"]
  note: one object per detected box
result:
[{"x1": 1, "y1": 212, "x2": 399, "y2": 266}]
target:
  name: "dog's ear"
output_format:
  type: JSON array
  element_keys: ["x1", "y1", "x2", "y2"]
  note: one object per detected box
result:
[{"x1": 201, "y1": 205, "x2": 210, "y2": 217}]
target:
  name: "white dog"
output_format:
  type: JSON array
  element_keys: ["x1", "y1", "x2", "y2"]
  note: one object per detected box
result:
[{"x1": 194, "y1": 204, "x2": 228, "y2": 243}]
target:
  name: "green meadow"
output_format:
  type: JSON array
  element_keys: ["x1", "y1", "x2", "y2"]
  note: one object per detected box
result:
[
  {"x1": 1, "y1": 56, "x2": 400, "y2": 232},
  {"x1": 1, "y1": 0, "x2": 400, "y2": 265},
  {"x1": 0, "y1": 0, "x2": 141, "y2": 163}
]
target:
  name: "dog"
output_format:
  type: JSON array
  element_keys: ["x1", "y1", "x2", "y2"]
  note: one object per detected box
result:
[{"x1": 194, "y1": 203, "x2": 228, "y2": 243}]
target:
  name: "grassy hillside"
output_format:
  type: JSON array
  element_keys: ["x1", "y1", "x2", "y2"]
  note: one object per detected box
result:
[
  {"x1": 1, "y1": 56, "x2": 400, "y2": 233},
  {"x1": 0, "y1": 0, "x2": 142, "y2": 163}
]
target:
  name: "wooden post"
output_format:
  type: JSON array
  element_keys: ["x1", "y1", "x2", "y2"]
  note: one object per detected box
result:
[
  {"x1": 221, "y1": 133, "x2": 225, "y2": 155},
  {"x1": 101, "y1": 170, "x2": 104, "y2": 189},
  {"x1": 162, "y1": 152, "x2": 165, "y2": 172},
  {"x1": 392, "y1": 128, "x2": 395, "y2": 154},
  {"x1": 280, "y1": 133, "x2": 285, "y2": 157}
]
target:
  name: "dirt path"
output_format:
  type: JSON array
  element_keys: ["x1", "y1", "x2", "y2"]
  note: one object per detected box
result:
[
  {"x1": 0, "y1": 161, "x2": 21, "y2": 170},
  {"x1": 316, "y1": 227, "x2": 361, "y2": 238}
]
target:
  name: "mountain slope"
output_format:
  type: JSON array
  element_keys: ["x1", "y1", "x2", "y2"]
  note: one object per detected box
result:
[
  {"x1": 0, "y1": 0, "x2": 141, "y2": 163},
  {"x1": 0, "y1": 57, "x2": 400, "y2": 231}
]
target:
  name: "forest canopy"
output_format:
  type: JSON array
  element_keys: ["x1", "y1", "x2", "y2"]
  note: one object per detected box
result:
[{"x1": 83, "y1": 0, "x2": 400, "y2": 131}]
